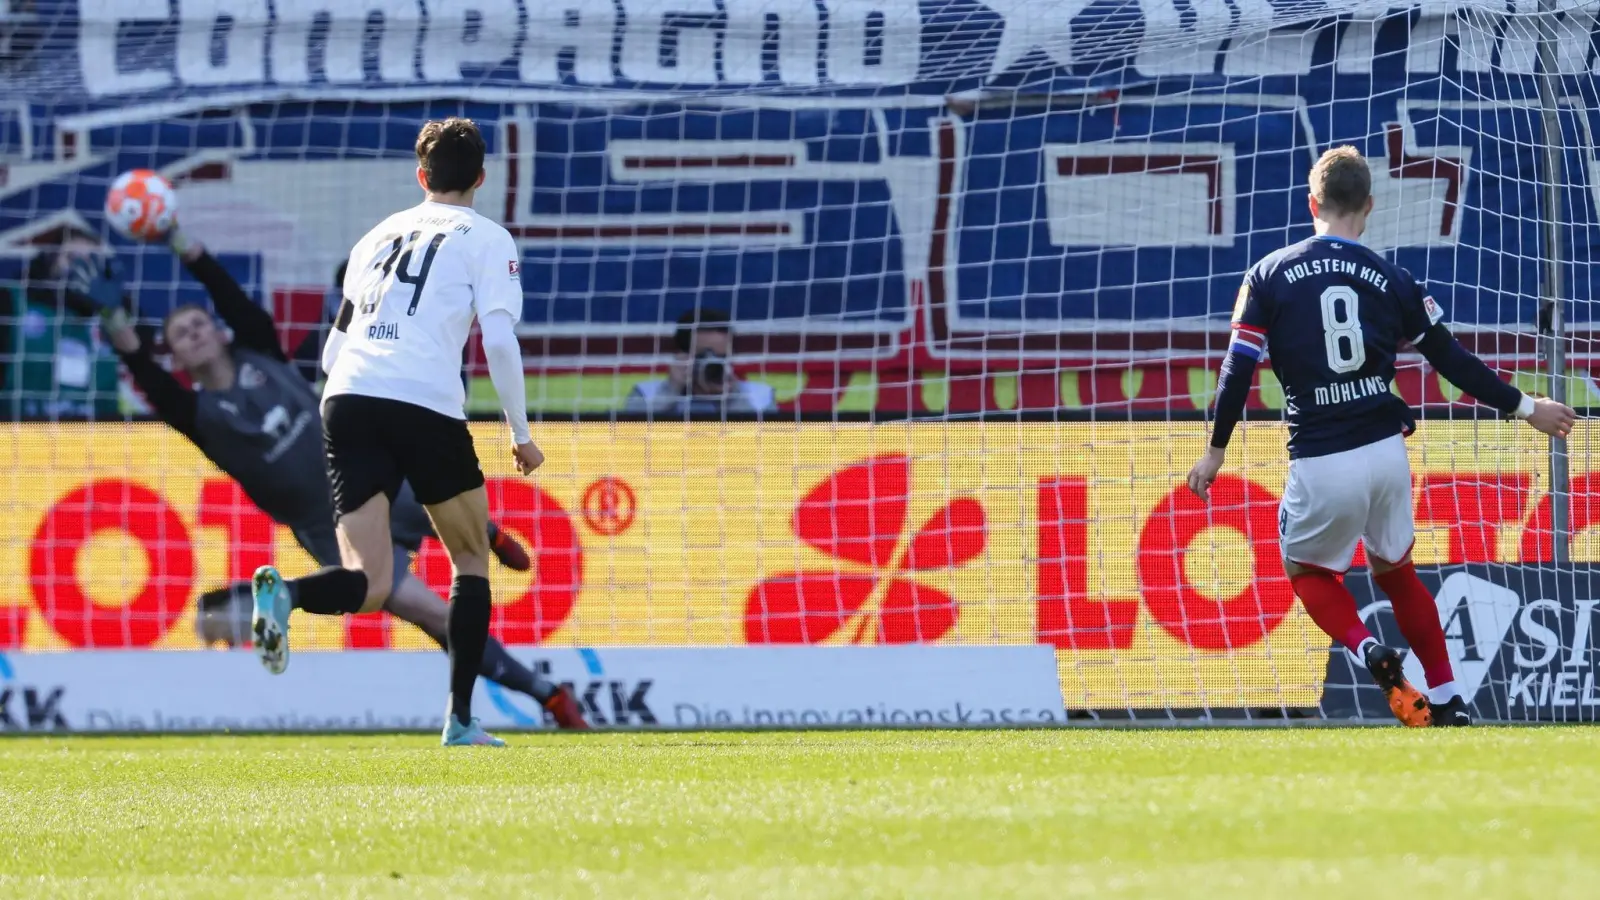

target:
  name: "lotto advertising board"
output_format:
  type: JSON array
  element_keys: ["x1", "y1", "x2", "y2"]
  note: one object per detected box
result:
[
  {"x1": 0, "y1": 421, "x2": 1589, "y2": 717},
  {"x1": 0, "y1": 646, "x2": 1064, "y2": 734}
]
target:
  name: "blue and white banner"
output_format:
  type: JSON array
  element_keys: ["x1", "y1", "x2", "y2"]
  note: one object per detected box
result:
[
  {"x1": 3, "y1": 0, "x2": 1597, "y2": 101},
  {"x1": 1, "y1": 1, "x2": 1597, "y2": 342}
]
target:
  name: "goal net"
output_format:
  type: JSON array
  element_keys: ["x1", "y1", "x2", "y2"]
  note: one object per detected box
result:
[{"x1": 0, "y1": 0, "x2": 1596, "y2": 723}]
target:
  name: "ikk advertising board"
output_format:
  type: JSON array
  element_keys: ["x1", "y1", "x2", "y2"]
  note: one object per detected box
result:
[
  {"x1": 0, "y1": 646, "x2": 1065, "y2": 734},
  {"x1": 0, "y1": 421, "x2": 1591, "y2": 714}
]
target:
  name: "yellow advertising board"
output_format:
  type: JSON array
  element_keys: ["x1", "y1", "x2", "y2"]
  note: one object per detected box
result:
[{"x1": 0, "y1": 420, "x2": 1582, "y2": 709}]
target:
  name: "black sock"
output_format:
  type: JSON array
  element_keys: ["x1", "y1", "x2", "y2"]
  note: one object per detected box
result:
[
  {"x1": 447, "y1": 575, "x2": 492, "y2": 724},
  {"x1": 480, "y1": 638, "x2": 556, "y2": 703},
  {"x1": 290, "y1": 567, "x2": 367, "y2": 615}
]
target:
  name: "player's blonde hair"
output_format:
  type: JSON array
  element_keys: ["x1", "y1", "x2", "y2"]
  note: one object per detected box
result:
[
  {"x1": 161, "y1": 303, "x2": 212, "y2": 346},
  {"x1": 1309, "y1": 145, "x2": 1371, "y2": 216}
]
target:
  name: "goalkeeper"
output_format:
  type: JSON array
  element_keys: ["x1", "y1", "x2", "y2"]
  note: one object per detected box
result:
[{"x1": 89, "y1": 226, "x2": 586, "y2": 730}]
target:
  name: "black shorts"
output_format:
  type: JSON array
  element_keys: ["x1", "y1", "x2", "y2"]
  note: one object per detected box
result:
[{"x1": 322, "y1": 393, "x2": 484, "y2": 516}]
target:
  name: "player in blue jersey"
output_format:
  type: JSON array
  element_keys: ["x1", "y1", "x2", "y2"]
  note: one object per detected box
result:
[{"x1": 1187, "y1": 146, "x2": 1575, "y2": 727}]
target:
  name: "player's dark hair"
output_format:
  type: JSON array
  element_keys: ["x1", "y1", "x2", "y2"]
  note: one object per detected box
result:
[
  {"x1": 674, "y1": 307, "x2": 732, "y2": 354},
  {"x1": 333, "y1": 260, "x2": 348, "y2": 289},
  {"x1": 1309, "y1": 145, "x2": 1371, "y2": 216},
  {"x1": 415, "y1": 117, "x2": 485, "y2": 194}
]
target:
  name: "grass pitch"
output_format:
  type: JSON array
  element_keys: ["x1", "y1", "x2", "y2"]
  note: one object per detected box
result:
[{"x1": 2, "y1": 729, "x2": 1596, "y2": 899}]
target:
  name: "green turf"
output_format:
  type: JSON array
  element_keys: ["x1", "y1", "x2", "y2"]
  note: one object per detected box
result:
[{"x1": 2, "y1": 729, "x2": 1596, "y2": 899}]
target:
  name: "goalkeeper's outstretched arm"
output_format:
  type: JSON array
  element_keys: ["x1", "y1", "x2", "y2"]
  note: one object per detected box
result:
[
  {"x1": 168, "y1": 230, "x2": 287, "y2": 363},
  {"x1": 104, "y1": 321, "x2": 202, "y2": 442}
]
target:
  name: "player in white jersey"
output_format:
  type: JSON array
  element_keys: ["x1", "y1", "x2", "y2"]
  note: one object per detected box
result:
[{"x1": 249, "y1": 118, "x2": 543, "y2": 747}]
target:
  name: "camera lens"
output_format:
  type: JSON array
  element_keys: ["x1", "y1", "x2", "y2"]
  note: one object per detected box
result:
[{"x1": 696, "y1": 350, "x2": 726, "y2": 384}]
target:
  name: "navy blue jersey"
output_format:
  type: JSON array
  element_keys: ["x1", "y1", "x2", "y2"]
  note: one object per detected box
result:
[{"x1": 1231, "y1": 235, "x2": 1444, "y2": 459}]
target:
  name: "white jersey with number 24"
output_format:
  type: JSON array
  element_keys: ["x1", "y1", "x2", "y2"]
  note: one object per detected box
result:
[{"x1": 323, "y1": 200, "x2": 524, "y2": 420}]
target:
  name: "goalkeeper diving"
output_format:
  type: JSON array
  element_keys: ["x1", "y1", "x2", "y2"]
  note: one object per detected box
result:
[
  {"x1": 87, "y1": 223, "x2": 587, "y2": 730},
  {"x1": 1188, "y1": 146, "x2": 1575, "y2": 727}
]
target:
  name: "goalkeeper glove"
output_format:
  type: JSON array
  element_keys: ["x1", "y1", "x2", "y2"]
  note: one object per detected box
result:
[
  {"x1": 98, "y1": 305, "x2": 133, "y2": 335},
  {"x1": 165, "y1": 224, "x2": 200, "y2": 259},
  {"x1": 64, "y1": 255, "x2": 127, "y2": 313}
]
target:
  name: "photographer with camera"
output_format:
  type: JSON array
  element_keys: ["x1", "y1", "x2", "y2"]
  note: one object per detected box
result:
[
  {"x1": 4, "y1": 229, "x2": 128, "y2": 420},
  {"x1": 625, "y1": 307, "x2": 775, "y2": 417}
]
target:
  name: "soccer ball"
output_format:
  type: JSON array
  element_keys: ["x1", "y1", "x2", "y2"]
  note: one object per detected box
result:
[{"x1": 105, "y1": 169, "x2": 178, "y2": 241}]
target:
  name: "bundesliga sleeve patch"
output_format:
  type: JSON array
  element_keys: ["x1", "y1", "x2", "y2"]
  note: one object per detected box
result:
[
  {"x1": 508, "y1": 260, "x2": 521, "y2": 278},
  {"x1": 1423, "y1": 294, "x2": 1444, "y2": 325},
  {"x1": 1231, "y1": 281, "x2": 1250, "y2": 323}
]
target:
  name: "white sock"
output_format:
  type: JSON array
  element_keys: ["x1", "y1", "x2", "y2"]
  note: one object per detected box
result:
[
  {"x1": 1345, "y1": 637, "x2": 1377, "y2": 667},
  {"x1": 1428, "y1": 681, "x2": 1460, "y2": 705}
]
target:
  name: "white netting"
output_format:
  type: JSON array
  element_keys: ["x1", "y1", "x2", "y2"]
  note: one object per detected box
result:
[{"x1": 0, "y1": 0, "x2": 1596, "y2": 720}]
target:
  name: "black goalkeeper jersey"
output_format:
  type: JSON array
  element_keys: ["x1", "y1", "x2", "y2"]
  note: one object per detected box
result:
[
  {"x1": 1232, "y1": 235, "x2": 1444, "y2": 459},
  {"x1": 191, "y1": 346, "x2": 330, "y2": 525},
  {"x1": 118, "y1": 253, "x2": 334, "y2": 527}
]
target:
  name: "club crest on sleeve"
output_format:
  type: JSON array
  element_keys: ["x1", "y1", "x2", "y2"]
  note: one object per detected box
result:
[
  {"x1": 1423, "y1": 294, "x2": 1444, "y2": 325},
  {"x1": 508, "y1": 260, "x2": 521, "y2": 278}
]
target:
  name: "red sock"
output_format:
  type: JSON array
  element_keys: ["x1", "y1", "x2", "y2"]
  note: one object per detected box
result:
[
  {"x1": 1291, "y1": 571, "x2": 1373, "y2": 653},
  {"x1": 1375, "y1": 562, "x2": 1454, "y2": 688}
]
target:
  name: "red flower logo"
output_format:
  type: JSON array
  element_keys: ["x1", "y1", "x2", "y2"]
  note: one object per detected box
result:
[{"x1": 744, "y1": 455, "x2": 986, "y2": 644}]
